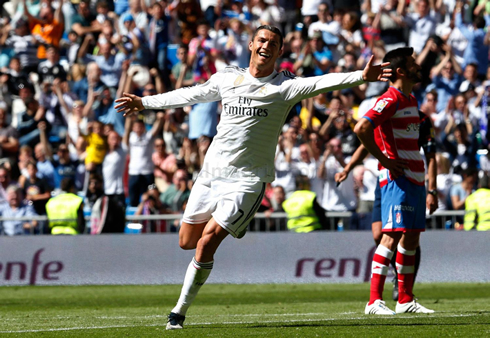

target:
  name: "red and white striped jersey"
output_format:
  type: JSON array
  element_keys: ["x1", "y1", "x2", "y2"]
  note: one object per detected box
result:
[{"x1": 363, "y1": 86, "x2": 425, "y2": 186}]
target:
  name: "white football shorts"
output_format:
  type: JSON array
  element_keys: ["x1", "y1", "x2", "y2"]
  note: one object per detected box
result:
[{"x1": 182, "y1": 176, "x2": 266, "y2": 238}]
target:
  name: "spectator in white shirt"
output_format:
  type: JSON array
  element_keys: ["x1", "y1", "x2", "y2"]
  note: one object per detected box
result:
[
  {"x1": 102, "y1": 131, "x2": 127, "y2": 207},
  {"x1": 123, "y1": 113, "x2": 164, "y2": 206}
]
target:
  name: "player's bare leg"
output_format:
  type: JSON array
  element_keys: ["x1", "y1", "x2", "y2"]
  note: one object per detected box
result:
[{"x1": 167, "y1": 218, "x2": 229, "y2": 330}]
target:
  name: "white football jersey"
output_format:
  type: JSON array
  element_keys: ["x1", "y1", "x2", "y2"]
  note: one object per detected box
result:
[{"x1": 142, "y1": 66, "x2": 364, "y2": 182}]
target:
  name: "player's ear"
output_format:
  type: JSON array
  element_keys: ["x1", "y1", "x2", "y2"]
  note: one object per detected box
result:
[
  {"x1": 278, "y1": 46, "x2": 284, "y2": 58},
  {"x1": 249, "y1": 39, "x2": 253, "y2": 52},
  {"x1": 396, "y1": 67, "x2": 406, "y2": 78}
]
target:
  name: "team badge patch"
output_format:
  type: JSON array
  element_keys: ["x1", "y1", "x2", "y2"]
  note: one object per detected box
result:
[
  {"x1": 396, "y1": 212, "x2": 401, "y2": 224},
  {"x1": 234, "y1": 75, "x2": 244, "y2": 86},
  {"x1": 373, "y1": 99, "x2": 389, "y2": 112},
  {"x1": 259, "y1": 86, "x2": 267, "y2": 95}
]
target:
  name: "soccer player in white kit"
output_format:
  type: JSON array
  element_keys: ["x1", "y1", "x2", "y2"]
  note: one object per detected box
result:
[{"x1": 115, "y1": 25, "x2": 391, "y2": 330}]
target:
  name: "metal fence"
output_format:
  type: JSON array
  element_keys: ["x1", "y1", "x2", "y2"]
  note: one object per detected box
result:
[{"x1": 0, "y1": 210, "x2": 467, "y2": 234}]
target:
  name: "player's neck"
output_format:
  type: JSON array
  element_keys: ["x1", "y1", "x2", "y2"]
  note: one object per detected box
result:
[
  {"x1": 392, "y1": 80, "x2": 413, "y2": 97},
  {"x1": 248, "y1": 64, "x2": 275, "y2": 78}
]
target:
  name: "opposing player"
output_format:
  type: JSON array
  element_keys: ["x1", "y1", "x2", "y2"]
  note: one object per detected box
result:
[
  {"x1": 353, "y1": 47, "x2": 435, "y2": 315},
  {"x1": 336, "y1": 108, "x2": 438, "y2": 301},
  {"x1": 115, "y1": 25, "x2": 391, "y2": 329}
]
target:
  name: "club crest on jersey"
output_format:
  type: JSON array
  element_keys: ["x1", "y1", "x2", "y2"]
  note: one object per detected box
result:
[
  {"x1": 396, "y1": 212, "x2": 402, "y2": 224},
  {"x1": 373, "y1": 99, "x2": 389, "y2": 112},
  {"x1": 259, "y1": 86, "x2": 267, "y2": 95},
  {"x1": 234, "y1": 75, "x2": 244, "y2": 86}
]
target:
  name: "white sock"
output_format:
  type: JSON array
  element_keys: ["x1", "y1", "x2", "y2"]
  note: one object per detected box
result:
[{"x1": 171, "y1": 257, "x2": 213, "y2": 316}]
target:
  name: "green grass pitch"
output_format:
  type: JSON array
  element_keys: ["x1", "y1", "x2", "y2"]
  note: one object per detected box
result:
[{"x1": 0, "y1": 283, "x2": 489, "y2": 337}]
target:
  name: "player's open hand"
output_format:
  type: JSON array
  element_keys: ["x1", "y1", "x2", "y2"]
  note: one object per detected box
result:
[
  {"x1": 114, "y1": 92, "x2": 145, "y2": 117},
  {"x1": 362, "y1": 55, "x2": 392, "y2": 82},
  {"x1": 382, "y1": 158, "x2": 409, "y2": 179}
]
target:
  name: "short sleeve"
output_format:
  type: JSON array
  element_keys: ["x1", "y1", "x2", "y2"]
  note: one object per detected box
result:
[{"x1": 363, "y1": 96, "x2": 398, "y2": 128}]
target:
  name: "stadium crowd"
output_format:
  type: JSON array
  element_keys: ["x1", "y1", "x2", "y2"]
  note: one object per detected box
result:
[{"x1": 0, "y1": 0, "x2": 489, "y2": 235}]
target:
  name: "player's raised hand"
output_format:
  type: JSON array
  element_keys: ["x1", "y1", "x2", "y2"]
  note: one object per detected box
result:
[
  {"x1": 362, "y1": 55, "x2": 392, "y2": 82},
  {"x1": 114, "y1": 92, "x2": 145, "y2": 117}
]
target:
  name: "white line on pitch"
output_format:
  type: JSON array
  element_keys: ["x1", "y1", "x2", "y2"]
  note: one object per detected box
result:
[{"x1": 0, "y1": 314, "x2": 477, "y2": 334}]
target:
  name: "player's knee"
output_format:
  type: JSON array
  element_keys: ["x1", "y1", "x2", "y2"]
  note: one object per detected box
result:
[{"x1": 179, "y1": 237, "x2": 198, "y2": 250}]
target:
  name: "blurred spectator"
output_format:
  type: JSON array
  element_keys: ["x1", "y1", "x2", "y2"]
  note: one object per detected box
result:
[
  {"x1": 0, "y1": 185, "x2": 38, "y2": 235},
  {"x1": 429, "y1": 47, "x2": 463, "y2": 113},
  {"x1": 178, "y1": 136, "x2": 200, "y2": 177},
  {"x1": 318, "y1": 137, "x2": 357, "y2": 228},
  {"x1": 123, "y1": 114, "x2": 164, "y2": 206},
  {"x1": 273, "y1": 133, "x2": 298, "y2": 196},
  {"x1": 119, "y1": 0, "x2": 149, "y2": 36},
  {"x1": 0, "y1": 166, "x2": 14, "y2": 204},
  {"x1": 37, "y1": 46, "x2": 67, "y2": 83},
  {"x1": 188, "y1": 19, "x2": 218, "y2": 83},
  {"x1": 88, "y1": 172, "x2": 126, "y2": 234},
  {"x1": 102, "y1": 131, "x2": 127, "y2": 206},
  {"x1": 308, "y1": 2, "x2": 340, "y2": 39},
  {"x1": 46, "y1": 177, "x2": 85, "y2": 235},
  {"x1": 0, "y1": 19, "x2": 39, "y2": 74},
  {"x1": 301, "y1": 0, "x2": 322, "y2": 29},
  {"x1": 78, "y1": 37, "x2": 126, "y2": 89},
  {"x1": 319, "y1": 105, "x2": 359, "y2": 157},
  {"x1": 435, "y1": 152, "x2": 460, "y2": 212},
  {"x1": 34, "y1": 141, "x2": 55, "y2": 188},
  {"x1": 136, "y1": 183, "x2": 169, "y2": 232},
  {"x1": 18, "y1": 97, "x2": 45, "y2": 147},
  {"x1": 441, "y1": 114, "x2": 480, "y2": 174},
  {"x1": 339, "y1": 11, "x2": 362, "y2": 53},
  {"x1": 147, "y1": 1, "x2": 170, "y2": 78},
  {"x1": 18, "y1": 159, "x2": 52, "y2": 232},
  {"x1": 72, "y1": 62, "x2": 105, "y2": 103},
  {"x1": 18, "y1": 145, "x2": 33, "y2": 178},
  {"x1": 24, "y1": 0, "x2": 64, "y2": 59},
  {"x1": 250, "y1": 0, "x2": 285, "y2": 29},
  {"x1": 454, "y1": 2, "x2": 489, "y2": 79},
  {"x1": 71, "y1": 0, "x2": 102, "y2": 38},
  {"x1": 216, "y1": 18, "x2": 251, "y2": 69},
  {"x1": 152, "y1": 137, "x2": 177, "y2": 193},
  {"x1": 0, "y1": 107, "x2": 20, "y2": 164},
  {"x1": 79, "y1": 120, "x2": 107, "y2": 173},
  {"x1": 0, "y1": 58, "x2": 30, "y2": 105},
  {"x1": 464, "y1": 173, "x2": 490, "y2": 231},
  {"x1": 401, "y1": 0, "x2": 442, "y2": 54},
  {"x1": 159, "y1": 168, "x2": 190, "y2": 212},
  {"x1": 172, "y1": 0, "x2": 203, "y2": 44},
  {"x1": 296, "y1": 143, "x2": 323, "y2": 203},
  {"x1": 163, "y1": 108, "x2": 188, "y2": 155},
  {"x1": 39, "y1": 125, "x2": 78, "y2": 191},
  {"x1": 170, "y1": 44, "x2": 194, "y2": 89},
  {"x1": 294, "y1": 32, "x2": 333, "y2": 77},
  {"x1": 449, "y1": 167, "x2": 478, "y2": 211}
]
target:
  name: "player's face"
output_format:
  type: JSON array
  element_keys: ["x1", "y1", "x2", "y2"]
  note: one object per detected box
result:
[
  {"x1": 404, "y1": 56, "x2": 422, "y2": 83},
  {"x1": 249, "y1": 29, "x2": 283, "y2": 71}
]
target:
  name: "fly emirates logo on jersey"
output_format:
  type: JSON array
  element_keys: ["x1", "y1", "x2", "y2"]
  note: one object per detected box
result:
[{"x1": 223, "y1": 96, "x2": 269, "y2": 117}]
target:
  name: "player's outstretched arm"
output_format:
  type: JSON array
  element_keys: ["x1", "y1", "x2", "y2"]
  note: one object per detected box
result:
[
  {"x1": 114, "y1": 92, "x2": 145, "y2": 117},
  {"x1": 362, "y1": 56, "x2": 391, "y2": 82}
]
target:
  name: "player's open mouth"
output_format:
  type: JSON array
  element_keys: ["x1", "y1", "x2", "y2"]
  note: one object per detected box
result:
[{"x1": 259, "y1": 52, "x2": 271, "y2": 59}]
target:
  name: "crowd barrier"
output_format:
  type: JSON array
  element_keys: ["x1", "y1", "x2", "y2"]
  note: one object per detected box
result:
[
  {"x1": 0, "y1": 230, "x2": 487, "y2": 286},
  {"x1": 0, "y1": 210, "x2": 468, "y2": 234}
]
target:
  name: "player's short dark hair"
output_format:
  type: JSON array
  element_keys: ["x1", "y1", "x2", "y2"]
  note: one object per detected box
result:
[
  {"x1": 252, "y1": 25, "x2": 283, "y2": 49},
  {"x1": 382, "y1": 47, "x2": 414, "y2": 83}
]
